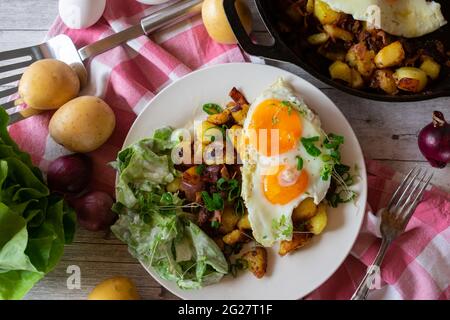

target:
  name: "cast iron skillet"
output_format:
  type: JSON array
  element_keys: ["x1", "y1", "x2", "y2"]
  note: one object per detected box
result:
[{"x1": 223, "y1": 0, "x2": 450, "y2": 102}]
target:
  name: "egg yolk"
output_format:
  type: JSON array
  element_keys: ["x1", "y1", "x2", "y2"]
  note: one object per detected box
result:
[
  {"x1": 248, "y1": 99, "x2": 302, "y2": 156},
  {"x1": 262, "y1": 165, "x2": 309, "y2": 205}
]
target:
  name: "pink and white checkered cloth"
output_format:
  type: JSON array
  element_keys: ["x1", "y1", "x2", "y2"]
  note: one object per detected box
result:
[{"x1": 9, "y1": 0, "x2": 449, "y2": 300}]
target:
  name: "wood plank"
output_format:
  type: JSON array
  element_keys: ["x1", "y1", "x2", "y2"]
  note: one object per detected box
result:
[
  {"x1": 25, "y1": 260, "x2": 178, "y2": 300},
  {"x1": 0, "y1": 0, "x2": 57, "y2": 30}
]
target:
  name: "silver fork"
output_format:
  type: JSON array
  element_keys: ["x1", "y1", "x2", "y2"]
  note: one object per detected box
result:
[
  {"x1": 0, "y1": 0, "x2": 203, "y2": 124},
  {"x1": 351, "y1": 167, "x2": 434, "y2": 300}
]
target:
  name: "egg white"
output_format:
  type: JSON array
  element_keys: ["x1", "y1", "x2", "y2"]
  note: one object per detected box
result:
[
  {"x1": 241, "y1": 79, "x2": 331, "y2": 247},
  {"x1": 321, "y1": 0, "x2": 447, "y2": 38}
]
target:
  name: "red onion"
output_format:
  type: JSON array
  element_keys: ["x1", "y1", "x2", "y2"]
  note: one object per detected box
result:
[
  {"x1": 47, "y1": 154, "x2": 92, "y2": 194},
  {"x1": 69, "y1": 191, "x2": 117, "y2": 231},
  {"x1": 418, "y1": 111, "x2": 450, "y2": 168}
]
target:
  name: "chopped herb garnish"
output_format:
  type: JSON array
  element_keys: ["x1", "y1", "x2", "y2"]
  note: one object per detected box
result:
[
  {"x1": 281, "y1": 100, "x2": 293, "y2": 115},
  {"x1": 235, "y1": 198, "x2": 245, "y2": 216},
  {"x1": 195, "y1": 164, "x2": 206, "y2": 175},
  {"x1": 296, "y1": 156, "x2": 304, "y2": 171},
  {"x1": 301, "y1": 136, "x2": 321, "y2": 157},
  {"x1": 210, "y1": 135, "x2": 216, "y2": 142},
  {"x1": 324, "y1": 134, "x2": 344, "y2": 150},
  {"x1": 160, "y1": 192, "x2": 173, "y2": 205},
  {"x1": 211, "y1": 220, "x2": 220, "y2": 229},
  {"x1": 217, "y1": 177, "x2": 238, "y2": 191},
  {"x1": 320, "y1": 163, "x2": 334, "y2": 181},
  {"x1": 201, "y1": 191, "x2": 224, "y2": 211},
  {"x1": 202, "y1": 103, "x2": 222, "y2": 115}
]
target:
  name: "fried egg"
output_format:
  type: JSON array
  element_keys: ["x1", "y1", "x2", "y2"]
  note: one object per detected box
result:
[
  {"x1": 241, "y1": 79, "x2": 331, "y2": 247},
  {"x1": 321, "y1": 0, "x2": 447, "y2": 38}
]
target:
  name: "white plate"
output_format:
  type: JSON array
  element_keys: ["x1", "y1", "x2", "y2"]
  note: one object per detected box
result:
[{"x1": 122, "y1": 63, "x2": 367, "y2": 300}]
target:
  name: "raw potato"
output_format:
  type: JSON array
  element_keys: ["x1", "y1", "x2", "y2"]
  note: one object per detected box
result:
[
  {"x1": 219, "y1": 206, "x2": 241, "y2": 234},
  {"x1": 306, "y1": 203, "x2": 328, "y2": 235},
  {"x1": 18, "y1": 59, "x2": 80, "y2": 110},
  {"x1": 241, "y1": 247, "x2": 267, "y2": 279},
  {"x1": 394, "y1": 67, "x2": 428, "y2": 93},
  {"x1": 88, "y1": 276, "x2": 140, "y2": 300},
  {"x1": 420, "y1": 57, "x2": 441, "y2": 80},
  {"x1": 49, "y1": 96, "x2": 116, "y2": 153},
  {"x1": 329, "y1": 61, "x2": 352, "y2": 84},
  {"x1": 314, "y1": 0, "x2": 341, "y2": 25},
  {"x1": 279, "y1": 233, "x2": 312, "y2": 256},
  {"x1": 374, "y1": 41, "x2": 405, "y2": 68},
  {"x1": 202, "y1": 0, "x2": 252, "y2": 45},
  {"x1": 292, "y1": 198, "x2": 317, "y2": 222}
]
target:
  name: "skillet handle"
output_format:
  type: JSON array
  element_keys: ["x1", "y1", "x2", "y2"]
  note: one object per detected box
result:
[{"x1": 223, "y1": 0, "x2": 298, "y2": 63}]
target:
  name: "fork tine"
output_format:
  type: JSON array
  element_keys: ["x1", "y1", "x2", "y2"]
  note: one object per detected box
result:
[
  {"x1": 398, "y1": 170, "x2": 427, "y2": 213},
  {"x1": 0, "y1": 47, "x2": 34, "y2": 61},
  {"x1": 0, "y1": 74, "x2": 22, "y2": 86},
  {"x1": 0, "y1": 60, "x2": 32, "y2": 74},
  {"x1": 0, "y1": 87, "x2": 17, "y2": 100},
  {"x1": 389, "y1": 167, "x2": 421, "y2": 212},
  {"x1": 387, "y1": 167, "x2": 416, "y2": 209},
  {"x1": 401, "y1": 172, "x2": 434, "y2": 226}
]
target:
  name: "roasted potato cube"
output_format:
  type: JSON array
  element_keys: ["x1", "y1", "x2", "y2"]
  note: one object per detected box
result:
[
  {"x1": 314, "y1": 0, "x2": 341, "y2": 25},
  {"x1": 166, "y1": 177, "x2": 181, "y2": 193},
  {"x1": 237, "y1": 213, "x2": 252, "y2": 230},
  {"x1": 394, "y1": 67, "x2": 428, "y2": 93},
  {"x1": 306, "y1": 0, "x2": 315, "y2": 14},
  {"x1": 307, "y1": 33, "x2": 329, "y2": 46},
  {"x1": 371, "y1": 69, "x2": 398, "y2": 95},
  {"x1": 306, "y1": 203, "x2": 328, "y2": 235},
  {"x1": 241, "y1": 247, "x2": 267, "y2": 279},
  {"x1": 219, "y1": 206, "x2": 241, "y2": 234},
  {"x1": 227, "y1": 125, "x2": 243, "y2": 153},
  {"x1": 229, "y1": 87, "x2": 249, "y2": 105},
  {"x1": 223, "y1": 229, "x2": 245, "y2": 246},
  {"x1": 329, "y1": 61, "x2": 352, "y2": 84},
  {"x1": 196, "y1": 121, "x2": 222, "y2": 145},
  {"x1": 351, "y1": 69, "x2": 364, "y2": 89},
  {"x1": 207, "y1": 109, "x2": 231, "y2": 125},
  {"x1": 346, "y1": 43, "x2": 376, "y2": 77},
  {"x1": 293, "y1": 198, "x2": 317, "y2": 222},
  {"x1": 323, "y1": 24, "x2": 353, "y2": 42},
  {"x1": 214, "y1": 237, "x2": 225, "y2": 251},
  {"x1": 420, "y1": 57, "x2": 441, "y2": 80},
  {"x1": 230, "y1": 104, "x2": 249, "y2": 125},
  {"x1": 374, "y1": 41, "x2": 405, "y2": 68},
  {"x1": 279, "y1": 233, "x2": 312, "y2": 256}
]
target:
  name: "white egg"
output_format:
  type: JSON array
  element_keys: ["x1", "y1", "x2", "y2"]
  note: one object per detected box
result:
[
  {"x1": 241, "y1": 79, "x2": 331, "y2": 247},
  {"x1": 59, "y1": 0, "x2": 106, "y2": 30},
  {"x1": 320, "y1": 0, "x2": 447, "y2": 38}
]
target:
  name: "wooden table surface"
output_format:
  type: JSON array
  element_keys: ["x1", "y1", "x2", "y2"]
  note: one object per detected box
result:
[{"x1": 1, "y1": 0, "x2": 448, "y2": 300}]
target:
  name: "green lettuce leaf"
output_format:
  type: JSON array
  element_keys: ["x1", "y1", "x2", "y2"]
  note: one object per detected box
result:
[
  {"x1": 0, "y1": 109, "x2": 76, "y2": 300},
  {"x1": 112, "y1": 128, "x2": 228, "y2": 290}
]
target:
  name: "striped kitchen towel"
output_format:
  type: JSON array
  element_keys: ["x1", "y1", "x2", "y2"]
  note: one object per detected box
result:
[
  {"x1": 8, "y1": 0, "x2": 449, "y2": 300},
  {"x1": 307, "y1": 160, "x2": 449, "y2": 300}
]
